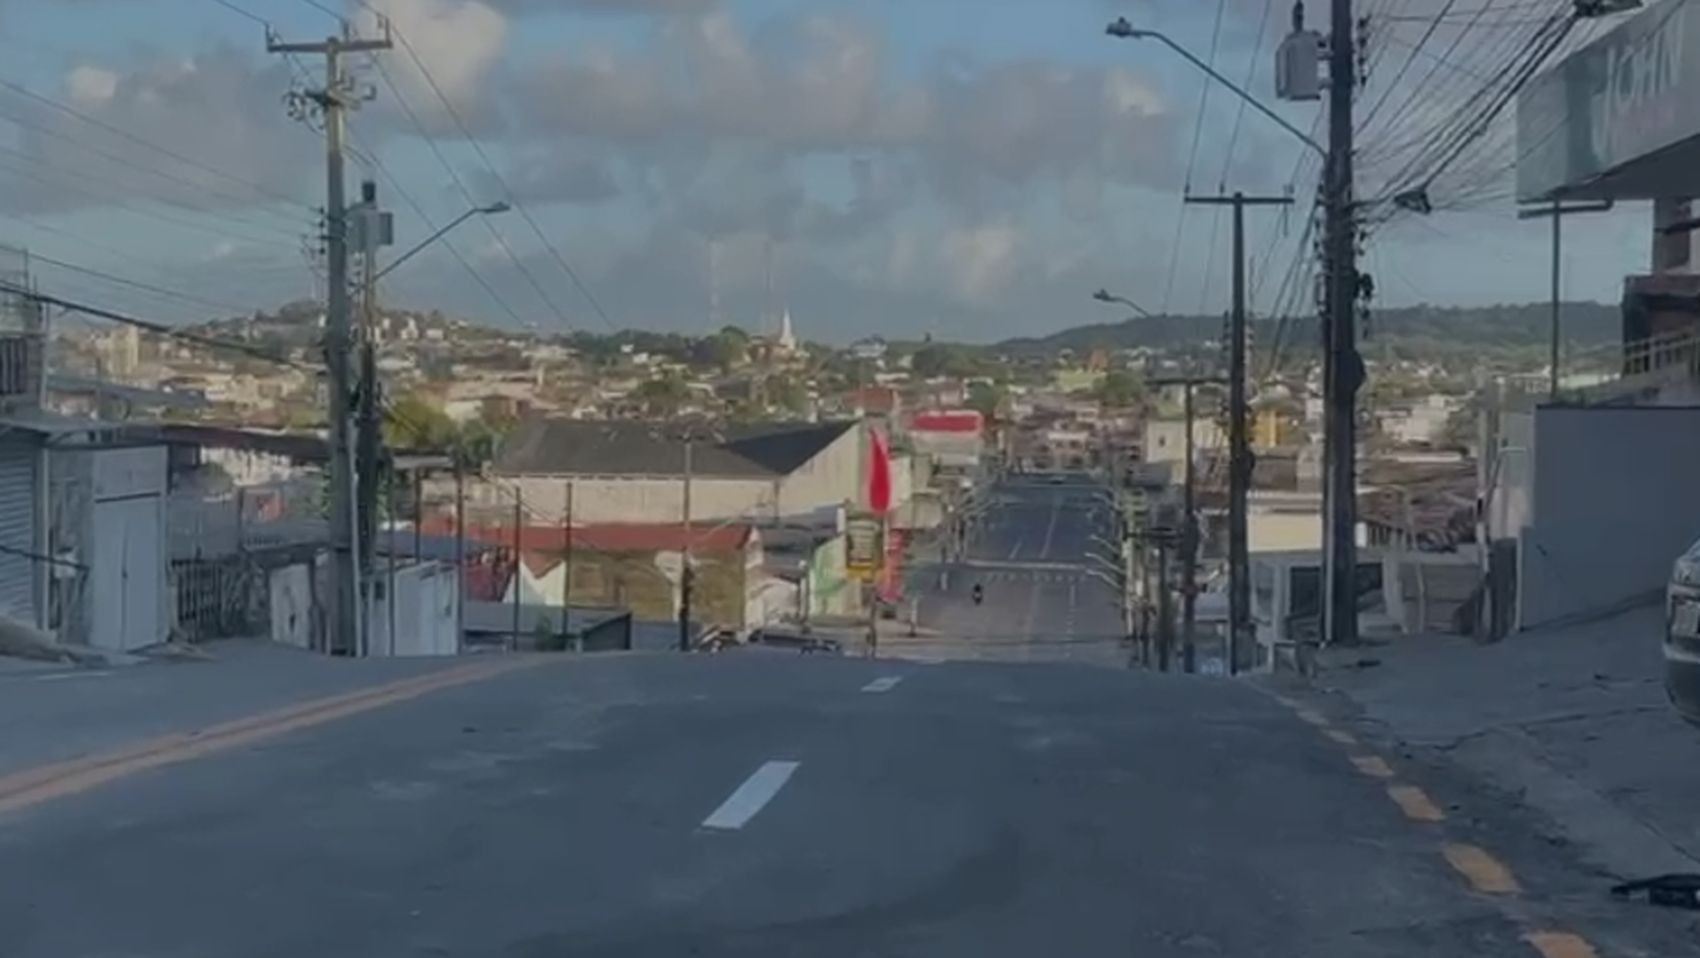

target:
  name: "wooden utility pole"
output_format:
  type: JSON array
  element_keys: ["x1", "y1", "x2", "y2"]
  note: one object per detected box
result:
[{"x1": 1185, "y1": 192, "x2": 1289, "y2": 674}]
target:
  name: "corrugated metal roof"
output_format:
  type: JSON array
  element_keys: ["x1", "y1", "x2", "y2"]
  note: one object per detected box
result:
[{"x1": 492, "y1": 418, "x2": 857, "y2": 479}]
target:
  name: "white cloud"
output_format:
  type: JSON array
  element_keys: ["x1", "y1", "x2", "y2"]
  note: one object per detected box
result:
[
  {"x1": 942, "y1": 224, "x2": 1022, "y2": 304},
  {"x1": 63, "y1": 65, "x2": 118, "y2": 106},
  {"x1": 361, "y1": 0, "x2": 508, "y2": 119}
]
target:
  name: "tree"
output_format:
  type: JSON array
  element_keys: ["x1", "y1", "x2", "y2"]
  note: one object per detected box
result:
[
  {"x1": 766, "y1": 373, "x2": 809, "y2": 416},
  {"x1": 966, "y1": 381, "x2": 1007, "y2": 421},
  {"x1": 694, "y1": 325, "x2": 750, "y2": 371},
  {"x1": 634, "y1": 373, "x2": 690, "y2": 416},
  {"x1": 1095, "y1": 369, "x2": 1145, "y2": 409},
  {"x1": 912, "y1": 343, "x2": 979, "y2": 379},
  {"x1": 384, "y1": 394, "x2": 457, "y2": 450}
]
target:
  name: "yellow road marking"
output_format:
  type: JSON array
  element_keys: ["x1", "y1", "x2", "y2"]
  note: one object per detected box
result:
[
  {"x1": 1349, "y1": 754, "x2": 1395, "y2": 779},
  {"x1": 1443, "y1": 843, "x2": 1521, "y2": 894},
  {"x1": 0, "y1": 657, "x2": 542, "y2": 816},
  {"x1": 1294, "y1": 707, "x2": 1329, "y2": 726},
  {"x1": 1323, "y1": 728, "x2": 1358, "y2": 746},
  {"x1": 1523, "y1": 932, "x2": 1598, "y2": 958},
  {"x1": 1387, "y1": 784, "x2": 1446, "y2": 822}
]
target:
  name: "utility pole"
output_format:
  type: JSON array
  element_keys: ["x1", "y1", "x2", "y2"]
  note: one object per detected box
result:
[
  {"x1": 1155, "y1": 534, "x2": 1174, "y2": 672},
  {"x1": 560, "y1": 479, "x2": 573, "y2": 645},
  {"x1": 1516, "y1": 199, "x2": 1614, "y2": 399},
  {"x1": 1149, "y1": 373, "x2": 1227, "y2": 674},
  {"x1": 269, "y1": 24, "x2": 392, "y2": 657},
  {"x1": 678, "y1": 436, "x2": 694, "y2": 652},
  {"x1": 1186, "y1": 192, "x2": 1290, "y2": 674},
  {"x1": 352, "y1": 178, "x2": 391, "y2": 650},
  {"x1": 1322, "y1": 0, "x2": 1362, "y2": 650}
]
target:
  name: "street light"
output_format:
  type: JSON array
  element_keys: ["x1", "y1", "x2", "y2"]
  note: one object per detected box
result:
[
  {"x1": 374, "y1": 201, "x2": 512, "y2": 282},
  {"x1": 1106, "y1": 18, "x2": 1325, "y2": 158},
  {"x1": 1092, "y1": 288, "x2": 1154, "y2": 319}
]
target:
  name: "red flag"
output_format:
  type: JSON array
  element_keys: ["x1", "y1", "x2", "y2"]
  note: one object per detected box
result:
[{"x1": 868, "y1": 427, "x2": 892, "y2": 515}]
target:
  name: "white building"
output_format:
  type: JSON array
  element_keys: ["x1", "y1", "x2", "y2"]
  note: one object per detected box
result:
[{"x1": 487, "y1": 418, "x2": 873, "y2": 524}]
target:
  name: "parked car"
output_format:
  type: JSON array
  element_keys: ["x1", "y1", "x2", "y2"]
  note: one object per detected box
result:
[{"x1": 1665, "y1": 539, "x2": 1700, "y2": 724}]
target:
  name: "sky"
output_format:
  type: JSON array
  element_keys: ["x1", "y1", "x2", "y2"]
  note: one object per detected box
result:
[{"x1": 0, "y1": 0, "x2": 1657, "y2": 344}]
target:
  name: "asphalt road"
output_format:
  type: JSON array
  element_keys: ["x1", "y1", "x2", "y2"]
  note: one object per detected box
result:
[
  {"x1": 0, "y1": 650, "x2": 1644, "y2": 957},
  {"x1": 893, "y1": 477, "x2": 1129, "y2": 666}
]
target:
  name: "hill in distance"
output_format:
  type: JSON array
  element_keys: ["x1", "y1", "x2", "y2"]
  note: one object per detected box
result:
[{"x1": 996, "y1": 302, "x2": 1621, "y2": 363}]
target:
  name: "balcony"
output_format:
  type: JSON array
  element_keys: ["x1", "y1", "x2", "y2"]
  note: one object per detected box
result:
[{"x1": 0, "y1": 332, "x2": 40, "y2": 403}]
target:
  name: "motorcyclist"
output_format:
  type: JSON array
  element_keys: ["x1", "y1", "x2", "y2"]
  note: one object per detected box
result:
[{"x1": 971, "y1": 583, "x2": 984, "y2": 605}]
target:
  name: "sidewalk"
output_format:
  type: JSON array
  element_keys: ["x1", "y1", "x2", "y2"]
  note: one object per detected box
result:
[{"x1": 1301, "y1": 602, "x2": 1700, "y2": 880}]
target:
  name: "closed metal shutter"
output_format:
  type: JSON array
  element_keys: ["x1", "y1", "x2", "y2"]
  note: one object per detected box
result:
[{"x1": 0, "y1": 443, "x2": 37, "y2": 625}]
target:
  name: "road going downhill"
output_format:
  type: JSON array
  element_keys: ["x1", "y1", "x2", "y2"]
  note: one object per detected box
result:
[
  {"x1": 0, "y1": 649, "x2": 1651, "y2": 957},
  {"x1": 892, "y1": 476, "x2": 1128, "y2": 666}
]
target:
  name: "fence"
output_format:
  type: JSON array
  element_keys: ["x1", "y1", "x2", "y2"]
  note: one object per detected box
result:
[{"x1": 171, "y1": 557, "x2": 267, "y2": 642}]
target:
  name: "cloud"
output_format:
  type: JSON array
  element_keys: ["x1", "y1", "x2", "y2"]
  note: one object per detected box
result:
[
  {"x1": 356, "y1": 0, "x2": 508, "y2": 130},
  {"x1": 484, "y1": 0, "x2": 713, "y2": 14},
  {"x1": 0, "y1": 49, "x2": 317, "y2": 219},
  {"x1": 506, "y1": 9, "x2": 1176, "y2": 198}
]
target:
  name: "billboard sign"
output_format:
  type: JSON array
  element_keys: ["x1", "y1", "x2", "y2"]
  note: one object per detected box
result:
[
  {"x1": 1518, "y1": 0, "x2": 1700, "y2": 200},
  {"x1": 846, "y1": 512, "x2": 885, "y2": 581}
]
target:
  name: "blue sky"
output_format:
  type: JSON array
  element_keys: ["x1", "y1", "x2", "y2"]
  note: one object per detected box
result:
[{"x1": 0, "y1": 0, "x2": 1653, "y2": 343}]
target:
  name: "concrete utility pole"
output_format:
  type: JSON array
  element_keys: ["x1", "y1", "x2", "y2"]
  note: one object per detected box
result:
[
  {"x1": 1185, "y1": 192, "x2": 1290, "y2": 674},
  {"x1": 1150, "y1": 373, "x2": 1227, "y2": 675},
  {"x1": 1321, "y1": 0, "x2": 1362, "y2": 650},
  {"x1": 353, "y1": 179, "x2": 388, "y2": 651},
  {"x1": 678, "y1": 436, "x2": 694, "y2": 652},
  {"x1": 269, "y1": 25, "x2": 392, "y2": 657},
  {"x1": 1517, "y1": 199, "x2": 1613, "y2": 399}
]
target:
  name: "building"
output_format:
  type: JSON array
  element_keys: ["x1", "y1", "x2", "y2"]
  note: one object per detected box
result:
[
  {"x1": 1143, "y1": 417, "x2": 1225, "y2": 466},
  {"x1": 488, "y1": 418, "x2": 869, "y2": 524},
  {"x1": 444, "y1": 520, "x2": 768, "y2": 636}
]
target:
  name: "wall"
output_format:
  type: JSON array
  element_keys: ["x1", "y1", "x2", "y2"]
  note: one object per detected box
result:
[
  {"x1": 495, "y1": 425, "x2": 865, "y2": 525},
  {"x1": 1144, "y1": 419, "x2": 1224, "y2": 465},
  {"x1": 367, "y1": 560, "x2": 458, "y2": 656},
  {"x1": 1520, "y1": 406, "x2": 1700, "y2": 628},
  {"x1": 775, "y1": 422, "x2": 865, "y2": 518}
]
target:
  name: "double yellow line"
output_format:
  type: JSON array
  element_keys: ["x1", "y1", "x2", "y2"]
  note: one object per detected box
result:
[{"x1": 0, "y1": 656, "x2": 541, "y2": 816}]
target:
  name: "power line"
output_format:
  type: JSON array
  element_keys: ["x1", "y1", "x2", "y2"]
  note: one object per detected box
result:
[
  {"x1": 0, "y1": 97, "x2": 316, "y2": 240},
  {"x1": 1, "y1": 282, "x2": 315, "y2": 370},
  {"x1": 385, "y1": 29, "x2": 618, "y2": 331},
  {"x1": 27, "y1": 251, "x2": 255, "y2": 315},
  {"x1": 294, "y1": 0, "x2": 617, "y2": 332},
  {"x1": 0, "y1": 76, "x2": 313, "y2": 213},
  {"x1": 0, "y1": 146, "x2": 302, "y2": 251}
]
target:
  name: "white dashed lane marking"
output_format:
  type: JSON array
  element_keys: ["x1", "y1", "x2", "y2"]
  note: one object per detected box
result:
[
  {"x1": 702, "y1": 761, "x2": 801, "y2": 831},
  {"x1": 861, "y1": 676, "x2": 903, "y2": 693}
]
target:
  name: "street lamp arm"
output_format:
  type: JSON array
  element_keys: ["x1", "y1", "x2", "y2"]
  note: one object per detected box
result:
[
  {"x1": 1093, "y1": 289, "x2": 1154, "y2": 318},
  {"x1": 373, "y1": 202, "x2": 510, "y2": 282},
  {"x1": 1107, "y1": 20, "x2": 1325, "y2": 158}
]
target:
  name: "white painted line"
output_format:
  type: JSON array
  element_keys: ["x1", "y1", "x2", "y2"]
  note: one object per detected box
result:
[
  {"x1": 861, "y1": 675, "x2": 903, "y2": 693},
  {"x1": 702, "y1": 760, "x2": 800, "y2": 831},
  {"x1": 34, "y1": 670, "x2": 113, "y2": 682},
  {"x1": 1039, "y1": 498, "x2": 1061, "y2": 558}
]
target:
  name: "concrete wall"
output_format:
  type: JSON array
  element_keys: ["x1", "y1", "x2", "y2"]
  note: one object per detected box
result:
[
  {"x1": 1520, "y1": 406, "x2": 1700, "y2": 629},
  {"x1": 1144, "y1": 418, "x2": 1223, "y2": 465},
  {"x1": 499, "y1": 423, "x2": 865, "y2": 525}
]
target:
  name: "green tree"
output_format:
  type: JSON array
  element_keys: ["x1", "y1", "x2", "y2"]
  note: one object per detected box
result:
[
  {"x1": 384, "y1": 394, "x2": 458, "y2": 450},
  {"x1": 912, "y1": 343, "x2": 979, "y2": 379},
  {"x1": 693, "y1": 325, "x2": 751, "y2": 371},
  {"x1": 634, "y1": 373, "x2": 690, "y2": 416},
  {"x1": 966, "y1": 381, "x2": 1007, "y2": 421},
  {"x1": 766, "y1": 373, "x2": 809, "y2": 416},
  {"x1": 1095, "y1": 369, "x2": 1144, "y2": 409}
]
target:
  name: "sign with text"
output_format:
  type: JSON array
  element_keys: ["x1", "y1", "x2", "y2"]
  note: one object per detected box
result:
[{"x1": 846, "y1": 512, "x2": 885, "y2": 581}]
